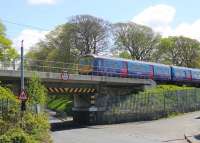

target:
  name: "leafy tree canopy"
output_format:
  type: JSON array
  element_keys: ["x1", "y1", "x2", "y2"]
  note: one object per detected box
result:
[
  {"x1": 156, "y1": 36, "x2": 200, "y2": 68},
  {"x1": 0, "y1": 21, "x2": 19, "y2": 61}
]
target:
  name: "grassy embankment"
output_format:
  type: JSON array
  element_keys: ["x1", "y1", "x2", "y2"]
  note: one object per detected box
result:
[{"x1": 47, "y1": 95, "x2": 73, "y2": 115}]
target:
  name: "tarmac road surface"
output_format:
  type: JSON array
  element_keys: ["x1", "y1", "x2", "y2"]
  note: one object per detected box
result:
[{"x1": 52, "y1": 111, "x2": 200, "y2": 143}]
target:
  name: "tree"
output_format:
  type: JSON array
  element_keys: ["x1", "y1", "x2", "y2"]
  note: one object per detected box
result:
[
  {"x1": 27, "y1": 74, "x2": 47, "y2": 105},
  {"x1": 118, "y1": 51, "x2": 132, "y2": 59},
  {"x1": 113, "y1": 22, "x2": 161, "y2": 61},
  {"x1": 69, "y1": 15, "x2": 110, "y2": 55},
  {"x1": 0, "y1": 21, "x2": 12, "y2": 49},
  {"x1": 0, "y1": 21, "x2": 18, "y2": 62},
  {"x1": 4, "y1": 48, "x2": 19, "y2": 62},
  {"x1": 45, "y1": 23, "x2": 78, "y2": 62},
  {"x1": 27, "y1": 15, "x2": 110, "y2": 67},
  {"x1": 27, "y1": 23, "x2": 78, "y2": 63},
  {"x1": 157, "y1": 36, "x2": 200, "y2": 67},
  {"x1": 26, "y1": 24, "x2": 79, "y2": 73}
]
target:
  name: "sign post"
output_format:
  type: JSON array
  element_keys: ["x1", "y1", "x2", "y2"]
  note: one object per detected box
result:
[
  {"x1": 19, "y1": 90, "x2": 28, "y2": 111},
  {"x1": 20, "y1": 40, "x2": 27, "y2": 111}
]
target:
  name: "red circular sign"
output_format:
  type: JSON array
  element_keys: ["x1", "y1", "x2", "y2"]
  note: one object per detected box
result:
[{"x1": 61, "y1": 71, "x2": 69, "y2": 80}]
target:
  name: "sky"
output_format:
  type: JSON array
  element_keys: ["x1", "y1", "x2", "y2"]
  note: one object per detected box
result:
[{"x1": 1, "y1": 0, "x2": 200, "y2": 53}]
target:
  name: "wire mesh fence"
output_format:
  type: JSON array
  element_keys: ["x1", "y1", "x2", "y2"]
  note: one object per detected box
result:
[{"x1": 100, "y1": 88, "x2": 200, "y2": 124}]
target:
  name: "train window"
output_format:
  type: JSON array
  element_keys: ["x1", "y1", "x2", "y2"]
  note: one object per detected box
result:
[
  {"x1": 116, "y1": 62, "x2": 121, "y2": 70},
  {"x1": 122, "y1": 62, "x2": 127, "y2": 69},
  {"x1": 184, "y1": 71, "x2": 187, "y2": 78},
  {"x1": 114, "y1": 61, "x2": 117, "y2": 69},
  {"x1": 104, "y1": 60, "x2": 112, "y2": 69},
  {"x1": 79, "y1": 57, "x2": 93, "y2": 66},
  {"x1": 99, "y1": 59, "x2": 104, "y2": 67}
]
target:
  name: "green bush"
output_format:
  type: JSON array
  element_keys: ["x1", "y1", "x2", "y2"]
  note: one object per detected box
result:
[
  {"x1": 22, "y1": 112, "x2": 51, "y2": 142},
  {"x1": 145, "y1": 84, "x2": 195, "y2": 93},
  {"x1": 0, "y1": 86, "x2": 20, "y2": 135},
  {"x1": 0, "y1": 76, "x2": 52, "y2": 143},
  {"x1": 0, "y1": 86, "x2": 19, "y2": 102},
  {"x1": 27, "y1": 74, "x2": 47, "y2": 105},
  {"x1": 0, "y1": 128, "x2": 37, "y2": 143}
]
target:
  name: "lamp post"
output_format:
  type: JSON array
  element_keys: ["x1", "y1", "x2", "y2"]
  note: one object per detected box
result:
[
  {"x1": 21, "y1": 40, "x2": 24, "y2": 90},
  {"x1": 20, "y1": 40, "x2": 26, "y2": 111}
]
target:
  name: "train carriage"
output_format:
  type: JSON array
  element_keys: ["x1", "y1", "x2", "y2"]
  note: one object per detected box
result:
[
  {"x1": 152, "y1": 63, "x2": 171, "y2": 81},
  {"x1": 171, "y1": 66, "x2": 192, "y2": 82},
  {"x1": 191, "y1": 69, "x2": 200, "y2": 82},
  {"x1": 127, "y1": 61, "x2": 153, "y2": 79}
]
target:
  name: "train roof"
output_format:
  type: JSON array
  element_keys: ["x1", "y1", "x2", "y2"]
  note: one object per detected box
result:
[
  {"x1": 171, "y1": 65, "x2": 193, "y2": 70},
  {"x1": 82, "y1": 54, "x2": 170, "y2": 67},
  {"x1": 81, "y1": 55, "x2": 200, "y2": 71}
]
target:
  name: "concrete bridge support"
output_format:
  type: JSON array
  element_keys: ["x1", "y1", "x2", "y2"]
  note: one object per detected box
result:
[{"x1": 72, "y1": 84, "x2": 153, "y2": 124}]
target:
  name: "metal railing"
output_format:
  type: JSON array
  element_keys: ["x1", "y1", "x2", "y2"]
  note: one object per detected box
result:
[{"x1": 0, "y1": 58, "x2": 152, "y2": 80}]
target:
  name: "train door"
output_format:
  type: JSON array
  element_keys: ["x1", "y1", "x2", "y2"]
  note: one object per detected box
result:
[
  {"x1": 149, "y1": 65, "x2": 154, "y2": 79},
  {"x1": 188, "y1": 70, "x2": 192, "y2": 81},
  {"x1": 121, "y1": 61, "x2": 128, "y2": 77}
]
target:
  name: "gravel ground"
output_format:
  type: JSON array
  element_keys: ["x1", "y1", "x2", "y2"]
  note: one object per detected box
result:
[{"x1": 52, "y1": 111, "x2": 200, "y2": 143}]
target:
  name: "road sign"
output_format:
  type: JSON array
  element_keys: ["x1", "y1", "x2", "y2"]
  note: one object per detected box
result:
[
  {"x1": 61, "y1": 71, "x2": 69, "y2": 80},
  {"x1": 19, "y1": 90, "x2": 28, "y2": 101}
]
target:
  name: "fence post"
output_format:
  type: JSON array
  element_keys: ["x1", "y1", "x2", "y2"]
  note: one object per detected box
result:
[{"x1": 163, "y1": 91, "x2": 166, "y2": 116}]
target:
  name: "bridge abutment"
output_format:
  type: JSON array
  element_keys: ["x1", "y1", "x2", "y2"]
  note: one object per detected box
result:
[{"x1": 72, "y1": 84, "x2": 153, "y2": 124}]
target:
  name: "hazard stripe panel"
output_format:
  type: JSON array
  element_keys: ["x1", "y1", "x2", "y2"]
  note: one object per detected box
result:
[{"x1": 47, "y1": 87, "x2": 96, "y2": 94}]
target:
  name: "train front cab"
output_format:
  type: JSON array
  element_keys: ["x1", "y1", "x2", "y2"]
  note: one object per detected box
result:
[
  {"x1": 79, "y1": 55, "x2": 129, "y2": 77},
  {"x1": 78, "y1": 56, "x2": 94, "y2": 75}
]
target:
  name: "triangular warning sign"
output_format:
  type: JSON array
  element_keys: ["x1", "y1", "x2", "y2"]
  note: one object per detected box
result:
[{"x1": 19, "y1": 90, "x2": 28, "y2": 101}]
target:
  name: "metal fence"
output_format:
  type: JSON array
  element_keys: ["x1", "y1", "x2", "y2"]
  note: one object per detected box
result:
[
  {"x1": 0, "y1": 58, "x2": 129, "y2": 74},
  {"x1": 100, "y1": 88, "x2": 200, "y2": 124},
  {"x1": 0, "y1": 58, "x2": 153, "y2": 79}
]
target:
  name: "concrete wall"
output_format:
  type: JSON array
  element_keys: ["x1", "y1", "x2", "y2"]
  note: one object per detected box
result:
[{"x1": 72, "y1": 84, "x2": 150, "y2": 124}]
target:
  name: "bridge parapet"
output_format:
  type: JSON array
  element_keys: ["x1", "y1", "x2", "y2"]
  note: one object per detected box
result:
[{"x1": 0, "y1": 69, "x2": 155, "y2": 86}]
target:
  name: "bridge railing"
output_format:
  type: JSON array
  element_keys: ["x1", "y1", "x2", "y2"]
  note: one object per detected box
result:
[{"x1": 0, "y1": 58, "x2": 152, "y2": 80}]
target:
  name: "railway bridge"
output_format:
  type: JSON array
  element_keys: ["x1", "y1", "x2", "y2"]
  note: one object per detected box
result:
[{"x1": 0, "y1": 59, "x2": 156, "y2": 124}]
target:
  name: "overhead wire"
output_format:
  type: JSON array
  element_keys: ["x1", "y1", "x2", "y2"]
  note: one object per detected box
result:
[{"x1": 1, "y1": 18, "x2": 51, "y2": 31}]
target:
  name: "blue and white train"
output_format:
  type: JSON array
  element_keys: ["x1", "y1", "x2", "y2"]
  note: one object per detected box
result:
[{"x1": 78, "y1": 55, "x2": 200, "y2": 84}]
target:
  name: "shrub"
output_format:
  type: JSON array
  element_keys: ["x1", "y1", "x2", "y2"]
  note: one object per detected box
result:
[
  {"x1": 23, "y1": 112, "x2": 51, "y2": 142},
  {"x1": 27, "y1": 74, "x2": 47, "y2": 105},
  {"x1": 145, "y1": 84, "x2": 195, "y2": 93},
  {"x1": 0, "y1": 128, "x2": 37, "y2": 143},
  {"x1": 0, "y1": 78, "x2": 52, "y2": 143}
]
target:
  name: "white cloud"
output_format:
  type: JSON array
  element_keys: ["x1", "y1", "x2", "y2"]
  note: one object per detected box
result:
[
  {"x1": 13, "y1": 29, "x2": 48, "y2": 53},
  {"x1": 28, "y1": 0, "x2": 58, "y2": 5},
  {"x1": 173, "y1": 20, "x2": 200, "y2": 40},
  {"x1": 132, "y1": 4, "x2": 176, "y2": 36},
  {"x1": 132, "y1": 4, "x2": 200, "y2": 41}
]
